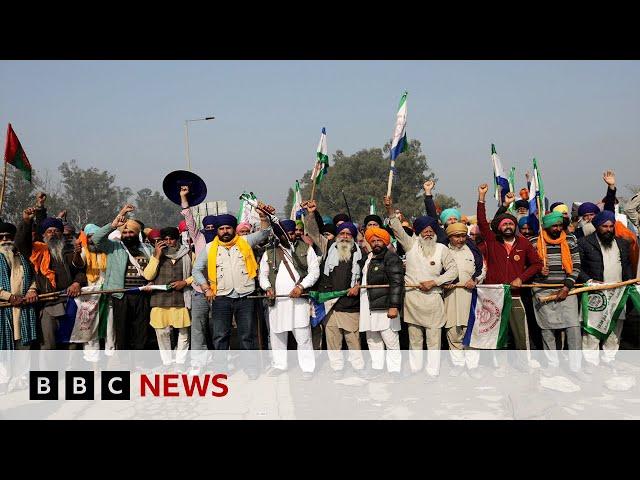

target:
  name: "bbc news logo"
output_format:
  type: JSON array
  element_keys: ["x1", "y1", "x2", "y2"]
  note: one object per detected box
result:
[{"x1": 29, "y1": 371, "x2": 229, "y2": 400}]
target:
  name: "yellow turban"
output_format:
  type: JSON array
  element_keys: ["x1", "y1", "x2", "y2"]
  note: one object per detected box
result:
[
  {"x1": 552, "y1": 204, "x2": 569, "y2": 215},
  {"x1": 119, "y1": 219, "x2": 141, "y2": 235},
  {"x1": 446, "y1": 222, "x2": 468, "y2": 237},
  {"x1": 364, "y1": 227, "x2": 391, "y2": 246}
]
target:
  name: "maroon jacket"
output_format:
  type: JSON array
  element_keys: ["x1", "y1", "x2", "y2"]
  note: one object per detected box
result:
[{"x1": 477, "y1": 201, "x2": 543, "y2": 295}]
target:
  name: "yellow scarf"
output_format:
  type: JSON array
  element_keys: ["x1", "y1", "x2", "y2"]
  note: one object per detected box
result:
[
  {"x1": 79, "y1": 231, "x2": 107, "y2": 284},
  {"x1": 207, "y1": 234, "x2": 257, "y2": 296},
  {"x1": 537, "y1": 230, "x2": 573, "y2": 274}
]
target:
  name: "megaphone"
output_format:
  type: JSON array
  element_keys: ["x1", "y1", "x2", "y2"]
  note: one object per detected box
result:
[{"x1": 163, "y1": 170, "x2": 207, "y2": 207}]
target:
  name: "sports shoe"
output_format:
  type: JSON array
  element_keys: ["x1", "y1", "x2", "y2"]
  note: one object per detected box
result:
[
  {"x1": 301, "y1": 371, "x2": 314, "y2": 381},
  {"x1": 332, "y1": 369, "x2": 345, "y2": 379},
  {"x1": 246, "y1": 370, "x2": 260, "y2": 380},
  {"x1": 266, "y1": 366, "x2": 287, "y2": 377}
]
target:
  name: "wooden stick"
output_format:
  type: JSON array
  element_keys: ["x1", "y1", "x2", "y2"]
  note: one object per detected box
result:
[
  {"x1": 386, "y1": 161, "x2": 395, "y2": 198},
  {"x1": 310, "y1": 180, "x2": 317, "y2": 202},
  {"x1": 538, "y1": 278, "x2": 640, "y2": 303},
  {"x1": 0, "y1": 161, "x2": 7, "y2": 216}
]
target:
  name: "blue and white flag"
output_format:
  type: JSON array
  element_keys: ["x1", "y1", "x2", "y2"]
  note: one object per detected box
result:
[
  {"x1": 390, "y1": 91, "x2": 408, "y2": 161},
  {"x1": 491, "y1": 144, "x2": 510, "y2": 205},
  {"x1": 528, "y1": 157, "x2": 545, "y2": 216}
]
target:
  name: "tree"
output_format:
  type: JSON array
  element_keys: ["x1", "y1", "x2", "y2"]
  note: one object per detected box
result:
[
  {"x1": 1, "y1": 166, "x2": 39, "y2": 224},
  {"x1": 57, "y1": 160, "x2": 132, "y2": 228},
  {"x1": 132, "y1": 188, "x2": 181, "y2": 228},
  {"x1": 284, "y1": 139, "x2": 458, "y2": 222},
  {"x1": 433, "y1": 193, "x2": 461, "y2": 212}
]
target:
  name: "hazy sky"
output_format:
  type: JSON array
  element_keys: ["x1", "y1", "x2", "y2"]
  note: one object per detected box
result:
[{"x1": 1, "y1": 60, "x2": 639, "y2": 217}]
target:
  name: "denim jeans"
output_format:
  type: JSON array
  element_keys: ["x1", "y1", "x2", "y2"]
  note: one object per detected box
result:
[
  {"x1": 191, "y1": 291, "x2": 212, "y2": 368},
  {"x1": 211, "y1": 295, "x2": 258, "y2": 371}
]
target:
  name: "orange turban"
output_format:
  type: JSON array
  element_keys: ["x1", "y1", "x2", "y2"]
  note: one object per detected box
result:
[{"x1": 364, "y1": 227, "x2": 391, "y2": 246}]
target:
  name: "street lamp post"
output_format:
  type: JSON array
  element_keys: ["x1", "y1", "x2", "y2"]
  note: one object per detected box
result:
[{"x1": 184, "y1": 116, "x2": 215, "y2": 171}]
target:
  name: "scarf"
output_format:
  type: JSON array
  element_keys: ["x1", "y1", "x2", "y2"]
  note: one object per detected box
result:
[
  {"x1": 207, "y1": 234, "x2": 257, "y2": 296},
  {"x1": 537, "y1": 230, "x2": 573, "y2": 274},
  {"x1": 323, "y1": 241, "x2": 362, "y2": 287},
  {"x1": 79, "y1": 231, "x2": 107, "y2": 284},
  {"x1": 29, "y1": 242, "x2": 57, "y2": 288},
  {"x1": 0, "y1": 252, "x2": 37, "y2": 349}
]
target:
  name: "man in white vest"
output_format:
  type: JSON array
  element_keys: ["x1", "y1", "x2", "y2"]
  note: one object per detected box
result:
[
  {"x1": 443, "y1": 222, "x2": 486, "y2": 378},
  {"x1": 384, "y1": 196, "x2": 458, "y2": 380},
  {"x1": 258, "y1": 219, "x2": 319, "y2": 379}
]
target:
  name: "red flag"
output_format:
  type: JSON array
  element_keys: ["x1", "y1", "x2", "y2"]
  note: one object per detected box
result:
[{"x1": 4, "y1": 123, "x2": 32, "y2": 182}]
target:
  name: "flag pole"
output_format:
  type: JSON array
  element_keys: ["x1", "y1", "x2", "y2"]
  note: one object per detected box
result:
[
  {"x1": 386, "y1": 161, "x2": 394, "y2": 198},
  {"x1": 0, "y1": 161, "x2": 7, "y2": 216},
  {"x1": 310, "y1": 178, "x2": 317, "y2": 202},
  {"x1": 534, "y1": 158, "x2": 547, "y2": 268}
]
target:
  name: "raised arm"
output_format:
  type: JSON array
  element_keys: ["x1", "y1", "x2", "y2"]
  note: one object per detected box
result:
[
  {"x1": 302, "y1": 200, "x2": 328, "y2": 257},
  {"x1": 15, "y1": 208, "x2": 36, "y2": 258},
  {"x1": 179, "y1": 185, "x2": 204, "y2": 245},
  {"x1": 603, "y1": 170, "x2": 617, "y2": 213},
  {"x1": 384, "y1": 195, "x2": 414, "y2": 250},
  {"x1": 476, "y1": 183, "x2": 496, "y2": 242}
]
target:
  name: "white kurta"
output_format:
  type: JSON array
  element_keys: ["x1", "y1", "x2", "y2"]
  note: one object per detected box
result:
[
  {"x1": 444, "y1": 244, "x2": 486, "y2": 328},
  {"x1": 259, "y1": 245, "x2": 320, "y2": 334},
  {"x1": 359, "y1": 254, "x2": 401, "y2": 332}
]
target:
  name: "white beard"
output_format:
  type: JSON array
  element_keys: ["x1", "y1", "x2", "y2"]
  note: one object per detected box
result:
[
  {"x1": 580, "y1": 220, "x2": 596, "y2": 237},
  {"x1": 417, "y1": 235, "x2": 437, "y2": 259},
  {"x1": 0, "y1": 242, "x2": 15, "y2": 264},
  {"x1": 336, "y1": 239, "x2": 354, "y2": 263},
  {"x1": 45, "y1": 236, "x2": 65, "y2": 264}
]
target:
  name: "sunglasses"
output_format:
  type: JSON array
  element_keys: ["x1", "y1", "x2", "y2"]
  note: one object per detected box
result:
[{"x1": 0, "y1": 234, "x2": 14, "y2": 240}]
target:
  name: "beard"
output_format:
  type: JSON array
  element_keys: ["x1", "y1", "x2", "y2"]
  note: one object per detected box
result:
[
  {"x1": 121, "y1": 236, "x2": 140, "y2": 250},
  {"x1": 499, "y1": 227, "x2": 515, "y2": 240},
  {"x1": 45, "y1": 236, "x2": 65, "y2": 263},
  {"x1": 371, "y1": 245, "x2": 386, "y2": 255},
  {"x1": 87, "y1": 243, "x2": 98, "y2": 253},
  {"x1": 597, "y1": 230, "x2": 615, "y2": 248},
  {"x1": 336, "y1": 238, "x2": 354, "y2": 262},
  {"x1": 165, "y1": 245, "x2": 179, "y2": 256},
  {"x1": 417, "y1": 235, "x2": 437, "y2": 259},
  {"x1": 580, "y1": 219, "x2": 596, "y2": 237},
  {"x1": 547, "y1": 229, "x2": 562, "y2": 240},
  {"x1": 0, "y1": 241, "x2": 15, "y2": 262}
]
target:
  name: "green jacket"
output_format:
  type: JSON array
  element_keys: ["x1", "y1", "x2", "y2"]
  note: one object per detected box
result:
[{"x1": 92, "y1": 224, "x2": 151, "y2": 299}]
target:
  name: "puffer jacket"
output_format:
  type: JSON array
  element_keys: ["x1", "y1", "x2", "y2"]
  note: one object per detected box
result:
[{"x1": 365, "y1": 248, "x2": 404, "y2": 311}]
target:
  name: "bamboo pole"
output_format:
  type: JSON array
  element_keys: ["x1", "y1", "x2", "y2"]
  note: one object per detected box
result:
[{"x1": 538, "y1": 278, "x2": 640, "y2": 303}]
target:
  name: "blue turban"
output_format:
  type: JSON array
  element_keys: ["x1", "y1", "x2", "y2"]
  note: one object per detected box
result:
[
  {"x1": 40, "y1": 217, "x2": 64, "y2": 234},
  {"x1": 439, "y1": 208, "x2": 461, "y2": 225},
  {"x1": 578, "y1": 202, "x2": 600, "y2": 217},
  {"x1": 592, "y1": 210, "x2": 616, "y2": 228},
  {"x1": 413, "y1": 215, "x2": 438, "y2": 235},
  {"x1": 336, "y1": 221, "x2": 357, "y2": 239},
  {"x1": 518, "y1": 216, "x2": 530, "y2": 229},
  {"x1": 280, "y1": 219, "x2": 296, "y2": 233},
  {"x1": 201, "y1": 215, "x2": 218, "y2": 243},
  {"x1": 214, "y1": 214, "x2": 238, "y2": 229},
  {"x1": 83, "y1": 223, "x2": 100, "y2": 236}
]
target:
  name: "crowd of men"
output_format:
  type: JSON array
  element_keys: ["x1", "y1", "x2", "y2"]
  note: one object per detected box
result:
[{"x1": 0, "y1": 170, "x2": 639, "y2": 386}]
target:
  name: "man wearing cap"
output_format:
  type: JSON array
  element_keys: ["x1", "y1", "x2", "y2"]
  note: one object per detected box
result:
[
  {"x1": 143, "y1": 227, "x2": 193, "y2": 367},
  {"x1": 578, "y1": 210, "x2": 634, "y2": 371},
  {"x1": 192, "y1": 206, "x2": 273, "y2": 379},
  {"x1": 92, "y1": 204, "x2": 154, "y2": 350},
  {"x1": 16, "y1": 208, "x2": 87, "y2": 350},
  {"x1": 0, "y1": 221, "x2": 38, "y2": 351},
  {"x1": 385, "y1": 195, "x2": 458, "y2": 379},
  {"x1": 477, "y1": 184, "x2": 543, "y2": 364},
  {"x1": 443, "y1": 222, "x2": 486, "y2": 378},
  {"x1": 530, "y1": 211, "x2": 586, "y2": 380},
  {"x1": 303, "y1": 200, "x2": 365, "y2": 378},
  {"x1": 359, "y1": 226, "x2": 404, "y2": 377},
  {"x1": 258, "y1": 219, "x2": 319, "y2": 378}
]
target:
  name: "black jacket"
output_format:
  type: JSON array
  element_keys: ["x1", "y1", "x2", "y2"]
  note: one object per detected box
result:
[
  {"x1": 577, "y1": 233, "x2": 633, "y2": 283},
  {"x1": 365, "y1": 249, "x2": 404, "y2": 311}
]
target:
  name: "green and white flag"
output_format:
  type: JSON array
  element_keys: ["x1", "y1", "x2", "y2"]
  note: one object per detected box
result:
[
  {"x1": 581, "y1": 285, "x2": 630, "y2": 340},
  {"x1": 463, "y1": 285, "x2": 511, "y2": 349},
  {"x1": 508, "y1": 167, "x2": 516, "y2": 212},
  {"x1": 237, "y1": 192, "x2": 261, "y2": 231},
  {"x1": 369, "y1": 197, "x2": 377, "y2": 215},
  {"x1": 310, "y1": 127, "x2": 329, "y2": 185},
  {"x1": 290, "y1": 180, "x2": 303, "y2": 220}
]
